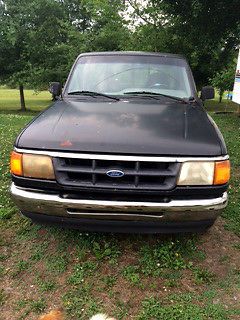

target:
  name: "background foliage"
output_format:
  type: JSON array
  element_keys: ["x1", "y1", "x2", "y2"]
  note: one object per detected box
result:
[{"x1": 0, "y1": 0, "x2": 239, "y2": 94}]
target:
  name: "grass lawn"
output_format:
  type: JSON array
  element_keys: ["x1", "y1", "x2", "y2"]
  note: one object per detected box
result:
[
  {"x1": 0, "y1": 87, "x2": 52, "y2": 112},
  {"x1": 0, "y1": 89, "x2": 240, "y2": 319}
]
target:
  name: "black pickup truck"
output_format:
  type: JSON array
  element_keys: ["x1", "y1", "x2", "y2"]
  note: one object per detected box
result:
[{"x1": 10, "y1": 51, "x2": 230, "y2": 233}]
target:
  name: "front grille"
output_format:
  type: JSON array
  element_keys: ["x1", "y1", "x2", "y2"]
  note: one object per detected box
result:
[{"x1": 53, "y1": 157, "x2": 181, "y2": 191}]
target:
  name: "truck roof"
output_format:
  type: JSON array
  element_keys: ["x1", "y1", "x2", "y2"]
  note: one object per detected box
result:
[{"x1": 78, "y1": 51, "x2": 185, "y2": 60}]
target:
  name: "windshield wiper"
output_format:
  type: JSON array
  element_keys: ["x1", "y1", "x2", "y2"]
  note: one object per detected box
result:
[
  {"x1": 123, "y1": 91, "x2": 161, "y2": 100},
  {"x1": 68, "y1": 90, "x2": 119, "y2": 101},
  {"x1": 123, "y1": 91, "x2": 190, "y2": 103}
]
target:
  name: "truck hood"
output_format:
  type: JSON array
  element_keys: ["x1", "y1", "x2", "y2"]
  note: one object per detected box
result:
[{"x1": 16, "y1": 99, "x2": 223, "y2": 156}]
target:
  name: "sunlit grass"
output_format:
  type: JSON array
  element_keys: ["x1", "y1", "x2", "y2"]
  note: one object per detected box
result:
[{"x1": 0, "y1": 86, "x2": 52, "y2": 111}]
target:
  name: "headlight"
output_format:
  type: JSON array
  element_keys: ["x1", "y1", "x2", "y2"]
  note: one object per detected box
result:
[
  {"x1": 177, "y1": 160, "x2": 230, "y2": 186},
  {"x1": 10, "y1": 151, "x2": 55, "y2": 180}
]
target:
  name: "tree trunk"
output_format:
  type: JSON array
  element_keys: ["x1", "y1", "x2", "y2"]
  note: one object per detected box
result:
[
  {"x1": 219, "y1": 90, "x2": 223, "y2": 103},
  {"x1": 19, "y1": 84, "x2": 26, "y2": 111}
]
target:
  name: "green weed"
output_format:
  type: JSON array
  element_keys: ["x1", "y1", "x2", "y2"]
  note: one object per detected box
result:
[
  {"x1": 12, "y1": 260, "x2": 30, "y2": 277},
  {"x1": 114, "y1": 300, "x2": 130, "y2": 319},
  {"x1": 193, "y1": 267, "x2": 215, "y2": 284},
  {"x1": 36, "y1": 277, "x2": 56, "y2": 292},
  {"x1": 0, "y1": 253, "x2": 8, "y2": 261},
  {"x1": 46, "y1": 254, "x2": 68, "y2": 274},
  {"x1": 62, "y1": 284, "x2": 97, "y2": 318},
  {"x1": 122, "y1": 265, "x2": 141, "y2": 286},
  {"x1": 68, "y1": 261, "x2": 97, "y2": 286},
  {"x1": 92, "y1": 240, "x2": 120, "y2": 263},
  {"x1": 232, "y1": 243, "x2": 240, "y2": 250},
  {"x1": 102, "y1": 275, "x2": 117, "y2": 288},
  {"x1": 15, "y1": 298, "x2": 46, "y2": 319},
  {"x1": 29, "y1": 298, "x2": 46, "y2": 313},
  {"x1": 139, "y1": 238, "x2": 196, "y2": 276},
  {"x1": 30, "y1": 241, "x2": 49, "y2": 261},
  {"x1": 138, "y1": 296, "x2": 229, "y2": 320}
]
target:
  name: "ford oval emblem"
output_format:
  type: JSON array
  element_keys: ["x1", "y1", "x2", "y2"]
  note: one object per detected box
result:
[{"x1": 106, "y1": 170, "x2": 124, "y2": 178}]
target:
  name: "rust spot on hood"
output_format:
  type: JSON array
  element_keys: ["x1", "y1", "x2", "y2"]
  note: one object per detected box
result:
[{"x1": 60, "y1": 140, "x2": 72, "y2": 147}]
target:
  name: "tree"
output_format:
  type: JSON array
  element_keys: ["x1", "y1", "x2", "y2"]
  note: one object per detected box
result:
[
  {"x1": 0, "y1": 0, "x2": 130, "y2": 110},
  {"x1": 87, "y1": 0, "x2": 130, "y2": 51},
  {"x1": 125, "y1": 0, "x2": 240, "y2": 88},
  {"x1": 0, "y1": 1, "x2": 28, "y2": 110},
  {"x1": 1, "y1": 0, "x2": 239, "y2": 105},
  {"x1": 0, "y1": 0, "x2": 79, "y2": 109},
  {"x1": 211, "y1": 59, "x2": 236, "y2": 103}
]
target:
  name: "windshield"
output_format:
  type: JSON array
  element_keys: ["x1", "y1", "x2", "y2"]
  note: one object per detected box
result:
[{"x1": 66, "y1": 55, "x2": 193, "y2": 99}]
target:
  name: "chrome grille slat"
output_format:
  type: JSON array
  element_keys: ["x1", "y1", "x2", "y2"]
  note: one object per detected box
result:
[{"x1": 53, "y1": 157, "x2": 181, "y2": 191}]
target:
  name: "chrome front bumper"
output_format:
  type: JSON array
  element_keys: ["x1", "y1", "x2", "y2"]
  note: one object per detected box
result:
[{"x1": 11, "y1": 183, "x2": 228, "y2": 222}]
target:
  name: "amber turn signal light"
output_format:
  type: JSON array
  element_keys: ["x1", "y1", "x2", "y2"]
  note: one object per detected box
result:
[
  {"x1": 214, "y1": 160, "x2": 230, "y2": 185},
  {"x1": 10, "y1": 151, "x2": 23, "y2": 176}
]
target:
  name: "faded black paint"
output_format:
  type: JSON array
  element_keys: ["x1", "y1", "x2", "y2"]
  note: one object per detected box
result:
[
  {"x1": 15, "y1": 51, "x2": 227, "y2": 156},
  {"x1": 16, "y1": 98, "x2": 226, "y2": 156}
]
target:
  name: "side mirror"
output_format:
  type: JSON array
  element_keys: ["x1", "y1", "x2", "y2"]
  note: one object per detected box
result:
[
  {"x1": 49, "y1": 82, "x2": 62, "y2": 100},
  {"x1": 200, "y1": 86, "x2": 215, "y2": 101}
]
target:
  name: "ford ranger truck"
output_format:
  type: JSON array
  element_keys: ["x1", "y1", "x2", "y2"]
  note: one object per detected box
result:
[{"x1": 10, "y1": 52, "x2": 230, "y2": 233}]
